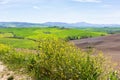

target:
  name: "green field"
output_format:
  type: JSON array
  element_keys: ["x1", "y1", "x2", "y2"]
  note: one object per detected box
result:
[
  {"x1": 82, "y1": 27, "x2": 120, "y2": 34},
  {"x1": 0, "y1": 27, "x2": 107, "y2": 49},
  {"x1": 0, "y1": 27, "x2": 119, "y2": 80},
  {"x1": 1, "y1": 27, "x2": 120, "y2": 49}
]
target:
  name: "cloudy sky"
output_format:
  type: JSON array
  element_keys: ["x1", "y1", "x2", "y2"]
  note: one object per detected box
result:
[{"x1": 0, "y1": 0, "x2": 120, "y2": 24}]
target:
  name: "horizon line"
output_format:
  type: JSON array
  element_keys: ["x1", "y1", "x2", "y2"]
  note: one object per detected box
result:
[{"x1": 0, "y1": 21, "x2": 120, "y2": 25}]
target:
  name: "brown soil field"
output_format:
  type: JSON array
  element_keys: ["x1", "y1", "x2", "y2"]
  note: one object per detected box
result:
[{"x1": 71, "y1": 34, "x2": 120, "y2": 70}]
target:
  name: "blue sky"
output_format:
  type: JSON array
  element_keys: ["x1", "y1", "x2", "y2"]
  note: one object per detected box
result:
[{"x1": 0, "y1": 0, "x2": 120, "y2": 24}]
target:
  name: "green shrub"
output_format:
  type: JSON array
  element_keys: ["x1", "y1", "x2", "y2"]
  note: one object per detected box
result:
[
  {"x1": 0, "y1": 44, "x2": 10, "y2": 54},
  {"x1": 0, "y1": 44, "x2": 36, "y2": 71},
  {"x1": 0, "y1": 44, "x2": 10, "y2": 60},
  {"x1": 0, "y1": 38, "x2": 118, "y2": 80},
  {"x1": 109, "y1": 71, "x2": 119, "y2": 80},
  {"x1": 28, "y1": 37, "x2": 114, "y2": 80},
  {"x1": 2, "y1": 51, "x2": 36, "y2": 70}
]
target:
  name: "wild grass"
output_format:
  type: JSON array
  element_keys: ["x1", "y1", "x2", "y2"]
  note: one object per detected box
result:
[
  {"x1": 0, "y1": 27, "x2": 119, "y2": 79},
  {"x1": 0, "y1": 37, "x2": 119, "y2": 80},
  {"x1": 0, "y1": 38, "x2": 37, "y2": 49}
]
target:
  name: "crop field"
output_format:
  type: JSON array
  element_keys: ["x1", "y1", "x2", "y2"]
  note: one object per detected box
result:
[
  {"x1": 0, "y1": 27, "x2": 107, "y2": 49},
  {"x1": 0, "y1": 0, "x2": 120, "y2": 79},
  {"x1": 0, "y1": 27, "x2": 120, "y2": 80},
  {"x1": 83, "y1": 27, "x2": 120, "y2": 34}
]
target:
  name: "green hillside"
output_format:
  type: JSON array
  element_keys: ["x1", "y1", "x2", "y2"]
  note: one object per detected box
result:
[{"x1": 0, "y1": 27, "x2": 107, "y2": 49}]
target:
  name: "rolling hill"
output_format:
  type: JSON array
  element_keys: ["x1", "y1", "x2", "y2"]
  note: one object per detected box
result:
[{"x1": 0, "y1": 22, "x2": 120, "y2": 28}]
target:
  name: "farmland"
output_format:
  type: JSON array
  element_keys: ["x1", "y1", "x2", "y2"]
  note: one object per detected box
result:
[
  {"x1": 0, "y1": 27, "x2": 120, "y2": 80},
  {"x1": 0, "y1": 27, "x2": 107, "y2": 49}
]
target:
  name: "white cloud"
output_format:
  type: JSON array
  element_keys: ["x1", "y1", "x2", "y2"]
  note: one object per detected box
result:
[
  {"x1": 33, "y1": 6, "x2": 40, "y2": 9},
  {"x1": 73, "y1": 0, "x2": 101, "y2": 3}
]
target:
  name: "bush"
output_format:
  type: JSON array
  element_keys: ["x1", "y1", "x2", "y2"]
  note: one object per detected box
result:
[
  {"x1": 28, "y1": 37, "x2": 114, "y2": 80},
  {"x1": 0, "y1": 44, "x2": 10, "y2": 59},
  {"x1": 0, "y1": 44, "x2": 36, "y2": 71},
  {"x1": 66, "y1": 35, "x2": 92, "y2": 40},
  {"x1": 2, "y1": 51, "x2": 36, "y2": 70},
  {"x1": 0, "y1": 39, "x2": 119, "y2": 80}
]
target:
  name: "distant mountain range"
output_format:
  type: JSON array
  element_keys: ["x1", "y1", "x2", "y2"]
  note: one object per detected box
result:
[
  {"x1": 0, "y1": 22, "x2": 42, "y2": 27},
  {"x1": 0, "y1": 22, "x2": 120, "y2": 28}
]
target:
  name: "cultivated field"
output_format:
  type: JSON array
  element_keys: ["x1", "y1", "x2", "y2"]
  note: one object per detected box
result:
[
  {"x1": 0, "y1": 27, "x2": 106, "y2": 49},
  {"x1": 0, "y1": 27, "x2": 120, "y2": 80},
  {"x1": 71, "y1": 33, "x2": 120, "y2": 70}
]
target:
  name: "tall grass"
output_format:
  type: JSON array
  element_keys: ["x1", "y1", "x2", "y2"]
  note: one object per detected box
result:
[
  {"x1": 0, "y1": 37, "x2": 119, "y2": 80},
  {"x1": 28, "y1": 37, "x2": 117, "y2": 80}
]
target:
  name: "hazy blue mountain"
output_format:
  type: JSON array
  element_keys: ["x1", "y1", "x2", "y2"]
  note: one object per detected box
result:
[
  {"x1": 42, "y1": 22, "x2": 71, "y2": 27},
  {"x1": 71, "y1": 22, "x2": 96, "y2": 27},
  {"x1": 0, "y1": 22, "x2": 43, "y2": 27},
  {"x1": 43, "y1": 22, "x2": 120, "y2": 27},
  {"x1": 0, "y1": 22, "x2": 120, "y2": 28}
]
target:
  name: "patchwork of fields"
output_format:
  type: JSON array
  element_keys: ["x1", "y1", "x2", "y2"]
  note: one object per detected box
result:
[
  {"x1": 0, "y1": 27, "x2": 107, "y2": 49},
  {"x1": 0, "y1": 27, "x2": 120, "y2": 79}
]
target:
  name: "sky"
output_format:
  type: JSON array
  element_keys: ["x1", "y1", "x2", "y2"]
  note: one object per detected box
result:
[{"x1": 0, "y1": 0, "x2": 120, "y2": 24}]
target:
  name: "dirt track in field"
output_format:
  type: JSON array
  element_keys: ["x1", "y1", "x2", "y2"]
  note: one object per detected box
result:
[{"x1": 71, "y1": 34, "x2": 120, "y2": 70}]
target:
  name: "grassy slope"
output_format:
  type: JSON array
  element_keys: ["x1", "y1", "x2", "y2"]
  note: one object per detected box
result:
[
  {"x1": 84, "y1": 27, "x2": 120, "y2": 34},
  {"x1": 0, "y1": 27, "x2": 107, "y2": 48},
  {"x1": 0, "y1": 38, "x2": 36, "y2": 49}
]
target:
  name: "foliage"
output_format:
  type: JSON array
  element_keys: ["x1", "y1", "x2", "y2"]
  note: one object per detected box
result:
[
  {"x1": 2, "y1": 51, "x2": 36, "y2": 70},
  {"x1": 27, "y1": 37, "x2": 115, "y2": 80},
  {"x1": 0, "y1": 35, "x2": 119, "y2": 80},
  {"x1": 0, "y1": 41, "x2": 119, "y2": 80},
  {"x1": 109, "y1": 71, "x2": 120, "y2": 80},
  {"x1": 0, "y1": 44, "x2": 10, "y2": 56}
]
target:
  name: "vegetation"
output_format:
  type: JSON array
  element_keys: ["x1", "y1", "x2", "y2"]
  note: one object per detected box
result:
[
  {"x1": 0, "y1": 27, "x2": 107, "y2": 48},
  {"x1": 83, "y1": 27, "x2": 120, "y2": 34},
  {"x1": 0, "y1": 27, "x2": 120, "y2": 79},
  {"x1": 0, "y1": 37, "x2": 119, "y2": 80},
  {"x1": 0, "y1": 38, "x2": 36, "y2": 49}
]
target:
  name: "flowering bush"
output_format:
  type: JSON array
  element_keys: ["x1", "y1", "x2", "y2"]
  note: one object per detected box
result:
[
  {"x1": 0, "y1": 44, "x2": 10, "y2": 54},
  {"x1": 28, "y1": 37, "x2": 114, "y2": 80}
]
